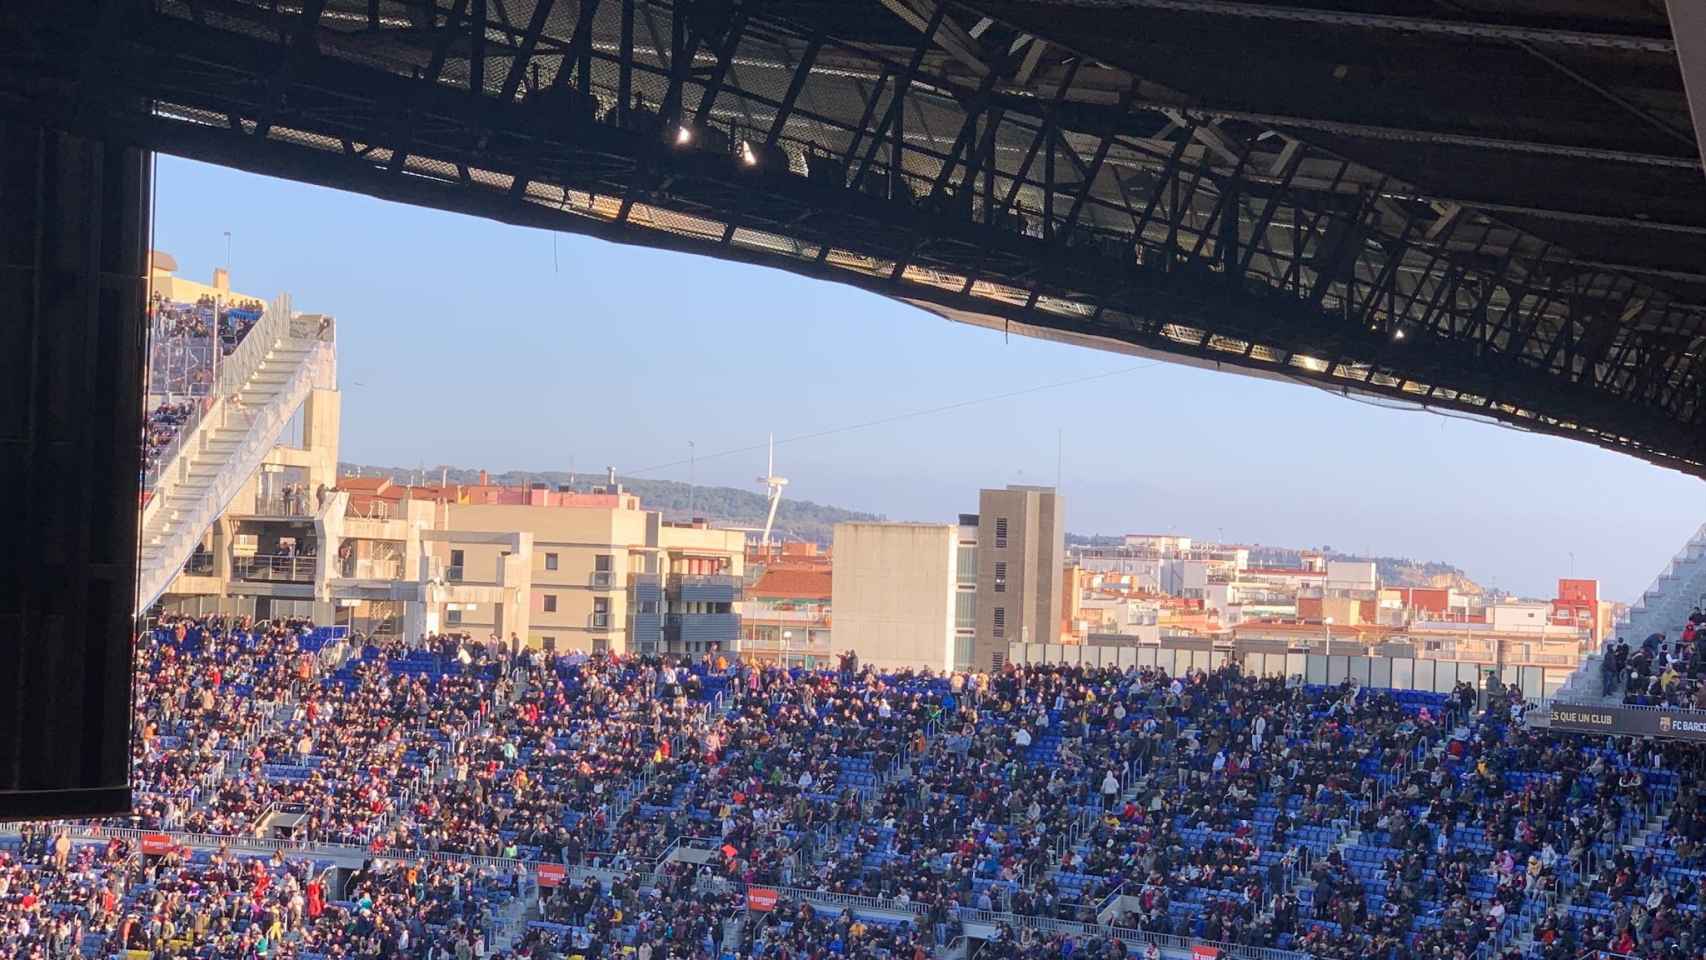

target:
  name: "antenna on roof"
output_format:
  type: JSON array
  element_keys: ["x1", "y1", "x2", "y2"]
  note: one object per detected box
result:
[{"x1": 757, "y1": 433, "x2": 789, "y2": 554}]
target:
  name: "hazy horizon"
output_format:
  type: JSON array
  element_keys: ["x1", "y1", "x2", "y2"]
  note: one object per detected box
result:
[{"x1": 156, "y1": 157, "x2": 1706, "y2": 603}]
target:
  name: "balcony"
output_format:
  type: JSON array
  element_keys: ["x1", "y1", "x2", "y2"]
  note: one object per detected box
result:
[
  {"x1": 670, "y1": 574, "x2": 742, "y2": 603},
  {"x1": 446, "y1": 565, "x2": 464, "y2": 582},
  {"x1": 232, "y1": 553, "x2": 316, "y2": 583},
  {"x1": 744, "y1": 607, "x2": 829, "y2": 625},
  {"x1": 244, "y1": 493, "x2": 317, "y2": 518},
  {"x1": 743, "y1": 630, "x2": 831, "y2": 654},
  {"x1": 630, "y1": 573, "x2": 663, "y2": 603},
  {"x1": 666, "y1": 612, "x2": 741, "y2": 647},
  {"x1": 337, "y1": 556, "x2": 404, "y2": 580},
  {"x1": 589, "y1": 570, "x2": 615, "y2": 589},
  {"x1": 630, "y1": 610, "x2": 663, "y2": 645},
  {"x1": 588, "y1": 612, "x2": 612, "y2": 630}
]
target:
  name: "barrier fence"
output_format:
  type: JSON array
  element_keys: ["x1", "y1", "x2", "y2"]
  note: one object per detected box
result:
[
  {"x1": 0, "y1": 824, "x2": 540, "y2": 878},
  {"x1": 954, "y1": 907, "x2": 1312, "y2": 960},
  {"x1": 1006, "y1": 643, "x2": 1576, "y2": 703}
]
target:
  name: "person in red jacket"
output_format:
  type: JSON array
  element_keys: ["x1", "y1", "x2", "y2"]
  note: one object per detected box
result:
[{"x1": 306, "y1": 878, "x2": 324, "y2": 919}]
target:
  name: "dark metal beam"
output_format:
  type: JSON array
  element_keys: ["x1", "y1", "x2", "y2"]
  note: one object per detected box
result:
[
  {"x1": 7, "y1": 0, "x2": 1705, "y2": 477},
  {"x1": 982, "y1": 0, "x2": 1676, "y2": 52},
  {"x1": 387, "y1": 0, "x2": 471, "y2": 174},
  {"x1": 764, "y1": 35, "x2": 822, "y2": 150},
  {"x1": 690, "y1": 8, "x2": 751, "y2": 130},
  {"x1": 497, "y1": 0, "x2": 557, "y2": 102}
]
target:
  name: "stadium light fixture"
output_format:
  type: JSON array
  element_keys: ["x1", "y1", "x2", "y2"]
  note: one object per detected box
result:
[
  {"x1": 740, "y1": 141, "x2": 758, "y2": 167},
  {"x1": 676, "y1": 126, "x2": 694, "y2": 146}
]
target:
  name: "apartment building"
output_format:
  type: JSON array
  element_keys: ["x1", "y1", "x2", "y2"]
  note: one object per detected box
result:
[
  {"x1": 161, "y1": 453, "x2": 745, "y2": 654},
  {"x1": 973, "y1": 485, "x2": 1064, "y2": 668},
  {"x1": 742, "y1": 568, "x2": 833, "y2": 668},
  {"x1": 418, "y1": 492, "x2": 744, "y2": 655},
  {"x1": 426, "y1": 498, "x2": 650, "y2": 652}
]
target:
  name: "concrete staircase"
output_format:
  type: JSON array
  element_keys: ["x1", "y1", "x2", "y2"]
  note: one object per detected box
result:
[
  {"x1": 1505, "y1": 806, "x2": 1674, "y2": 957},
  {"x1": 136, "y1": 297, "x2": 334, "y2": 613},
  {"x1": 1552, "y1": 524, "x2": 1706, "y2": 705},
  {"x1": 491, "y1": 880, "x2": 540, "y2": 952}
]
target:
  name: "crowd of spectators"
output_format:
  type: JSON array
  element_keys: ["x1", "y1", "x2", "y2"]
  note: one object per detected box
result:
[
  {"x1": 1605, "y1": 609, "x2": 1706, "y2": 710},
  {"x1": 141, "y1": 293, "x2": 270, "y2": 488},
  {"x1": 530, "y1": 863, "x2": 943, "y2": 960},
  {"x1": 18, "y1": 611, "x2": 1706, "y2": 959},
  {"x1": 142, "y1": 400, "x2": 201, "y2": 482},
  {"x1": 0, "y1": 822, "x2": 523, "y2": 959}
]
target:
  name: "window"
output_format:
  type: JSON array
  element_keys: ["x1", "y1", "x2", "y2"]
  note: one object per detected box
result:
[
  {"x1": 994, "y1": 517, "x2": 1008, "y2": 548},
  {"x1": 994, "y1": 561, "x2": 1007, "y2": 593},
  {"x1": 541, "y1": 636, "x2": 556, "y2": 654},
  {"x1": 544, "y1": 552, "x2": 559, "y2": 571},
  {"x1": 592, "y1": 597, "x2": 610, "y2": 628},
  {"x1": 450, "y1": 549, "x2": 465, "y2": 566},
  {"x1": 591, "y1": 553, "x2": 615, "y2": 587},
  {"x1": 446, "y1": 608, "x2": 462, "y2": 625},
  {"x1": 543, "y1": 595, "x2": 558, "y2": 613},
  {"x1": 957, "y1": 545, "x2": 977, "y2": 584},
  {"x1": 955, "y1": 591, "x2": 976, "y2": 631},
  {"x1": 992, "y1": 606, "x2": 1006, "y2": 638}
]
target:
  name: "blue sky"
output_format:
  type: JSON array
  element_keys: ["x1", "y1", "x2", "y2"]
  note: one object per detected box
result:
[{"x1": 156, "y1": 157, "x2": 1706, "y2": 601}]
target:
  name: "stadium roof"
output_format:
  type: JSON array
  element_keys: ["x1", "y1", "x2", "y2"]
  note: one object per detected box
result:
[{"x1": 6, "y1": 0, "x2": 1704, "y2": 473}]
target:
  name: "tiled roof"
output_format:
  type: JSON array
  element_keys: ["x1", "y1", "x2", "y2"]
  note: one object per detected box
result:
[{"x1": 750, "y1": 568, "x2": 832, "y2": 599}]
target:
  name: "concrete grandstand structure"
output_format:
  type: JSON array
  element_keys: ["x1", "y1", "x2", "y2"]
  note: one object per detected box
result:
[{"x1": 1551, "y1": 524, "x2": 1706, "y2": 709}]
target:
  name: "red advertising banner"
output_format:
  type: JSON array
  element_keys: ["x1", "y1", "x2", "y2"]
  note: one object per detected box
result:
[
  {"x1": 140, "y1": 834, "x2": 173, "y2": 856},
  {"x1": 536, "y1": 863, "x2": 566, "y2": 888},
  {"x1": 1190, "y1": 946, "x2": 1222, "y2": 960},
  {"x1": 747, "y1": 887, "x2": 779, "y2": 912}
]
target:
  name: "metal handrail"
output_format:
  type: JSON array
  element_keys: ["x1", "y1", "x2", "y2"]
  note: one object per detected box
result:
[
  {"x1": 136, "y1": 307, "x2": 333, "y2": 613},
  {"x1": 246, "y1": 494, "x2": 316, "y2": 518},
  {"x1": 142, "y1": 396, "x2": 213, "y2": 492},
  {"x1": 217, "y1": 293, "x2": 292, "y2": 396},
  {"x1": 21, "y1": 824, "x2": 542, "y2": 876},
  {"x1": 233, "y1": 553, "x2": 318, "y2": 583},
  {"x1": 954, "y1": 907, "x2": 1311, "y2": 960}
]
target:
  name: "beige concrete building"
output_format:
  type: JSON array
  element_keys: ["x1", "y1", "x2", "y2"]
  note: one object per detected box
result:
[
  {"x1": 832, "y1": 522, "x2": 959, "y2": 673},
  {"x1": 427, "y1": 501, "x2": 649, "y2": 651},
  {"x1": 417, "y1": 500, "x2": 745, "y2": 655},
  {"x1": 974, "y1": 485, "x2": 1064, "y2": 668}
]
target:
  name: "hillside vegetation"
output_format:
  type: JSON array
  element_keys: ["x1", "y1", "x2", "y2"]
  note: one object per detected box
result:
[{"x1": 339, "y1": 462, "x2": 882, "y2": 544}]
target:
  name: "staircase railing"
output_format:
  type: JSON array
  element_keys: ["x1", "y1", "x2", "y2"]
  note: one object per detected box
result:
[
  {"x1": 143, "y1": 395, "x2": 216, "y2": 495},
  {"x1": 217, "y1": 293, "x2": 293, "y2": 395},
  {"x1": 135, "y1": 317, "x2": 333, "y2": 614}
]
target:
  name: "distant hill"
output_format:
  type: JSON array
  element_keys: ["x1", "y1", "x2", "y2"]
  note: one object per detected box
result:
[
  {"x1": 1065, "y1": 535, "x2": 1482, "y2": 593},
  {"x1": 337, "y1": 462, "x2": 882, "y2": 545},
  {"x1": 1250, "y1": 545, "x2": 1483, "y2": 594}
]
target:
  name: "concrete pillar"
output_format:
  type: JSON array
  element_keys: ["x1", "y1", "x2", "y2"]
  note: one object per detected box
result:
[
  {"x1": 0, "y1": 120, "x2": 149, "y2": 819},
  {"x1": 213, "y1": 516, "x2": 234, "y2": 585}
]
